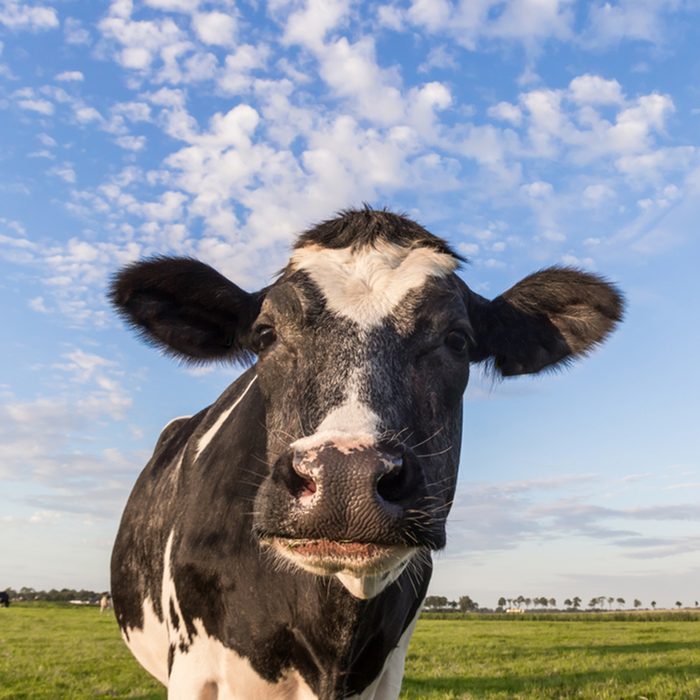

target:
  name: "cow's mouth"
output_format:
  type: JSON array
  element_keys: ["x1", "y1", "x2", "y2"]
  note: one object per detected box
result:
[{"x1": 269, "y1": 537, "x2": 413, "y2": 576}]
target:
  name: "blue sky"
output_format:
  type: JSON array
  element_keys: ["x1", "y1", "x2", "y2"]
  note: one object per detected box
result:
[{"x1": 1, "y1": 0, "x2": 698, "y2": 609}]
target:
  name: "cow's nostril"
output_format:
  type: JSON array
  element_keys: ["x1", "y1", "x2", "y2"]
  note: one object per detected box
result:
[
  {"x1": 376, "y1": 460, "x2": 407, "y2": 503},
  {"x1": 289, "y1": 468, "x2": 317, "y2": 501},
  {"x1": 291, "y1": 451, "x2": 317, "y2": 501}
]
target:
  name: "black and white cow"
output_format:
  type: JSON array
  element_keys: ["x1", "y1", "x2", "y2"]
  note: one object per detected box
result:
[{"x1": 110, "y1": 208, "x2": 623, "y2": 699}]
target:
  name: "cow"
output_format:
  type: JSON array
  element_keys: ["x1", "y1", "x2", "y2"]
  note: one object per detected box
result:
[
  {"x1": 110, "y1": 208, "x2": 623, "y2": 699},
  {"x1": 0, "y1": 591, "x2": 9, "y2": 608}
]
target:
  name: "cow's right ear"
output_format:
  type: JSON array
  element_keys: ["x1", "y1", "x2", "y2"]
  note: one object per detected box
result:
[{"x1": 110, "y1": 256, "x2": 265, "y2": 364}]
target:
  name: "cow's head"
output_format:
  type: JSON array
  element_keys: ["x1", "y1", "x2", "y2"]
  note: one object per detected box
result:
[{"x1": 111, "y1": 209, "x2": 623, "y2": 598}]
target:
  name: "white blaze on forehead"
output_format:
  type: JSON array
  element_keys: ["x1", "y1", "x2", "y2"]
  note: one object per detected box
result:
[{"x1": 290, "y1": 241, "x2": 458, "y2": 328}]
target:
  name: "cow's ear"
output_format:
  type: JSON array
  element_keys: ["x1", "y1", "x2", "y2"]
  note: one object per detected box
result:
[
  {"x1": 110, "y1": 256, "x2": 265, "y2": 364},
  {"x1": 467, "y1": 267, "x2": 624, "y2": 377}
]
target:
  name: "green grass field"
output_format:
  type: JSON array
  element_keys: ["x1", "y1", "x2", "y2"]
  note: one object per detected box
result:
[{"x1": 1, "y1": 605, "x2": 699, "y2": 699}]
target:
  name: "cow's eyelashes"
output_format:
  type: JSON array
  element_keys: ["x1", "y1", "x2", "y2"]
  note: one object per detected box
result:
[
  {"x1": 445, "y1": 329, "x2": 469, "y2": 354},
  {"x1": 253, "y1": 324, "x2": 277, "y2": 352}
]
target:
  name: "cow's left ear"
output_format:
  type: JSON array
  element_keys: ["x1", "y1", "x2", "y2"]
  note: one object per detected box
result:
[
  {"x1": 467, "y1": 267, "x2": 624, "y2": 376},
  {"x1": 110, "y1": 256, "x2": 266, "y2": 364}
]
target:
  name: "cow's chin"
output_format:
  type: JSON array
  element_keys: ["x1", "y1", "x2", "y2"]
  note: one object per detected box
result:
[{"x1": 269, "y1": 537, "x2": 415, "y2": 599}]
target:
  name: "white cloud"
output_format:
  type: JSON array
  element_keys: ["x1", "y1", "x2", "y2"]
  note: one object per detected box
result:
[
  {"x1": 75, "y1": 106, "x2": 103, "y2": 124},
  {"x1": 418, "y1": 44, "x2": 458, "y2": 73},
  {"x1": 112, "y1": 101, "x2": 151, "y2": 122},
  {"x1": 569, "y1": 74, "x2": 623, "y2": 105},
  {"x1": 218, "y1": 44, "x2": 268, "y2": 94},
  {"x1": 192, "y1": 11, "x2": 237, "y2": 46},
  {"x1": 28, "y1": 296, "x2": 49, "y2": 313},
  {"x1": 408, "y1": 0, "x2": 451, "y2": 32},
  {"x1": 114, "y1": 135, "x2": 146, "y2": 151},
  {"x1": 521, "y1": 180, "x2": 553, "y2": 198},
  {"x1": 404, "y1": 0, "x2": 574, "y2": 48},
  {"x1": 56, "y1": 71, "x2": 84, "y2": 82},
  {"x1": 144, "y1": 0, "x2": 201, "y2": 11},
  {"x1": 317, "y1": 37, "x2": 404, "y2": 125},
  {"x1": 586, "y1": 0, "x2": 670, "y2": 46},
  {"x1": 18, "y1": 98, "x2": 54, "y2": 115},
  {"x1": 376, "y1": 4, "x2": 404, "y2": 31},
  {"x1": 583, "y1": 183, "x2": 616, "y2": 206},
  {"x1": 0, "y1": 1, "x2": 58, "y2": 31},
  {"x1": 488, "y1": 101, "x2": 522, "y2": 125},
  {"x1": 99, "y1": 3, "x2": 187, "y2": 73},
  {"x1": 283, "y1": 0, "x2": 350, "y2": 50},
  {"x1": 49, "y1": 165, "x2": 76, "y2": 183},
  {"x1": 64, "y1": 17, "x2": 91, "y2": 45}
]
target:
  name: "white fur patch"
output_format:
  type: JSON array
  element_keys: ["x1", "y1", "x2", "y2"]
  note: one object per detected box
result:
[
  {"x1": 336, "y1": 555, "x2": 412, "y2": 600},
  {"x1": 123, "y1": 596, "x2": 169, "y2": 685},
  {"x1": 291, "y1": 378, "x2": 380, "y2": 453},
  {"x1": 167, "y1": 618, "x2": 318, "y2": 700},
  {"x1": 290, "y1": 241, "x2": 457, "y2": 328},
  {"x1": 195, "y1": 375, "x2": 257, "y2": 459}
]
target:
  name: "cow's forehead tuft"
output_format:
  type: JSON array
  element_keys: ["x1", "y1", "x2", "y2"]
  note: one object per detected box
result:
[
  {"x1": 293, "y1": 207, "x2": 463, "y2": 260},
  {"x1": 289, "y1": 241, "x2": 459, "y2": 328}
]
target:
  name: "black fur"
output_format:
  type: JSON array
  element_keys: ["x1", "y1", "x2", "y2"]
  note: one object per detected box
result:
[
  {"x1": 295, "y1": 206, "x2": 465, "y2": 261},
  {"x1": 109, "y1": 256, "x2": 265, "y2": 364},
  {"x1": 466, "y1": 267, "x2": 625, "y2": 376}
]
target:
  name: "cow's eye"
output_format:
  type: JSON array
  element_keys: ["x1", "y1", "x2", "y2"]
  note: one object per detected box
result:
[
  {"x1": 254, "y1": 324, "x2": 277, "y2": 352},
  {"x1": 445, "y1": 329, "x2": 468, "y2": 354}
]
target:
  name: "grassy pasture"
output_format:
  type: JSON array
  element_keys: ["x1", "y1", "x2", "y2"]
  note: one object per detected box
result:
[{"x1": 1, "y1": 605, "x2": 699, "y2": 699}]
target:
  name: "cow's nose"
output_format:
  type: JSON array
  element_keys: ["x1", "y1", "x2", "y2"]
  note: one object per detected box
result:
[{"x1": 290, "y1": 443, "x2": 412, "y2": 508}]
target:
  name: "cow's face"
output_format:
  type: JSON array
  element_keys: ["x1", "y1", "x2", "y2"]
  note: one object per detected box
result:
[{"x1": 111, "y1": 210, "x2": 623, "y2": 599}]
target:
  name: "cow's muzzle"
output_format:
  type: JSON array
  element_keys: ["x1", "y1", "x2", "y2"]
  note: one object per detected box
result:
[{"x1": 254, "y1": 441, "x2": 445, "y2": 576}]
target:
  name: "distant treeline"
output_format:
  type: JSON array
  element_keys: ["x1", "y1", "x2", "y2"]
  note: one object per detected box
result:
[
  {"x1": 422, "y1": 611, "x2": 700, "y2": 622},
  {"x1": 3, "y1": 587, "x2": 107, "y2": 602}
]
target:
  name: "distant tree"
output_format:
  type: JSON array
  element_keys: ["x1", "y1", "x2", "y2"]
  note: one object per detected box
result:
[
  {"x1": 589, "y1": 598, "x2": 599, "y2": 610},
  {"x1": 564, "y1": 598, "x2": 572, "y2": 609},
  {"x1": 573, "y1": 596, "x2": 582, "y2": 610},
  {"x1": 695, "y1": 601, "x2": 699, "y2": 608},
  {"x1": 424, "y1": 596, "x2": 448, "y2": 610},
  {"x1": 633, "y1": 599, "x2": 642, "y2": 609},
  {"x1": 459, "y1": 596, "x2": 478, "y2": 612},
  {"x1": 516, "y1": 595, "x2": 525, "y2": 610},
  {"x1": 676, "y1": 601, "x2": 683, "y2": 609},
  {"x1": 525, "y1": 597, "x2": 532, "y2": 609},
  {"x1": 607, "y1": 596, "x2": 614, "y2": 609},
  {"x1": 498, "y1": 596, "x2": 507, "y2": 609},
  {"x1": 616, "y1": 597, "x2": 625, "y2": 609},
  {"x1": 448, "y1": 600, "x2": 458, "y2": 610},
  {"x1": 548, "y1": 598, "x2": 556, "y2": 609},
  {"x1": 651, "y1": 601, "x2": 657, "y2": 610}
]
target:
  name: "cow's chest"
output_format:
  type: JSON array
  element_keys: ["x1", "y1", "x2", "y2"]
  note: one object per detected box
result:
[{"x1": 124, "y1": 595, "x2": 418, "y2": 700}]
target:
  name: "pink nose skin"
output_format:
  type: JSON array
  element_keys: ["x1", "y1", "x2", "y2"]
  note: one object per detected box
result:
[{"x1": 291, "y1": 443, "x2": 405, "y2": 507}]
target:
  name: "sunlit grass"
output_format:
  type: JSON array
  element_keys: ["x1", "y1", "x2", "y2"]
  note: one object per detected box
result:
[{"x1": 1, "y1": 604, "x2": 699, "y2": 699}]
